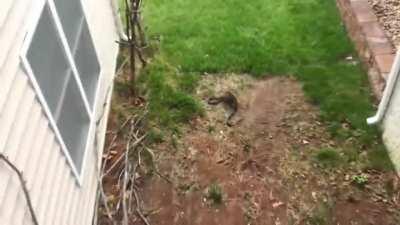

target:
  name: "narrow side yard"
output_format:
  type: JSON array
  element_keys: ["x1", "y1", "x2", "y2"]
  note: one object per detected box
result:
[
  {"x1": 142, "y1": 0, "x2": 381, "y2": 148},
  {"x1": 100, "y1": 0, "x2": 400, "y2": 224}
]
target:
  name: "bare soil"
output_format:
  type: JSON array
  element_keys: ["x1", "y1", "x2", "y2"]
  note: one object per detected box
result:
[{"x1": 104, "y1": 75, "x2": 400, "y2": 225}]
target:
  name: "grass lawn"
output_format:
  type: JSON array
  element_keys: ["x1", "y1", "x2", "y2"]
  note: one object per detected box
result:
[{"x1": 130, "y1": 0, "x2": 392, "y2": 169}]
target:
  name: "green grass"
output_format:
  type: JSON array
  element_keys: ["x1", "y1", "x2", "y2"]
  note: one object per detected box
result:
[
  {"x1": 314, "y1": 148, "x2": 343, "y2": 168},
  {"x1": 135, "y1": 0, "x2": 392, "y2": 168},
  {"x1": 207, "y1": 183, "x2": 223, "y2": 205},
  {"x1": 139, "y1": 58, "x2": 203, "y2": 129},
  {"x1": 306, "y1": 202, "x2": 333, "y2": 225},
  {"x1": 365, "y1": 146, "x2": 394, "y2": 171},
  {"x1": 141, "y1": 0, "x2": 378, "y2": 137}
]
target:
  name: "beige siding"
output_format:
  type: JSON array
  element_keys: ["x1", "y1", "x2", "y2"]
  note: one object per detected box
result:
[
  {"x1": 0, "y1": 0, "x2": 14, "y2": 28},
  {"x1": 383, "y1": 79, "x2": 400, "y2": 173},
  {"x1": 0, "y1": 0, "x2": 119, "y2": 224}
]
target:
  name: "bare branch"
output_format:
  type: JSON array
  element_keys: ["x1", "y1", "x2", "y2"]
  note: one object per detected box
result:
[{"x1": 0, "y1": 154, "x2": 39, "y2": 225}]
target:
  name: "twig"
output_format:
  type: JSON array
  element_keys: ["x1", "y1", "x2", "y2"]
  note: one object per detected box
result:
[
  {"x1": 142, "y1": 147, "x2": 172, "y2": 184},
  {"x1": 122, "y1": 149, "x2": 130, "y2": 225},
  {"x1": 98, "y1": 178, "x2": 116, "y2": 224},
  {"x1": 153, "y1": 169, "x2": 173, "y2": 184},
  {"x1": 101, "y1": 116, "x2": 135, "y2": 173},
  {"x1": 132, "y1": 186, "x2": 151, "y2": 225},
  {"x1": 115, "y1": 56, "x2": 130, "y2": 77},
  {"x1": 0, "y1": 154, "x2": 39, "y2": 225}
]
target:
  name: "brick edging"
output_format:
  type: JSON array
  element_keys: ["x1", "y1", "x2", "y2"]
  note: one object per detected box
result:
[{"x1": 336, "y1": 0, "x2": 396, "y2": 99}]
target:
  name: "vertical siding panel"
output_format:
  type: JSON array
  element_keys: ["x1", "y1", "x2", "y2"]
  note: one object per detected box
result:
[
  {"x1": 4, "y1": 86, "x2": 35, "y2": 160},
  {"x1": 48, "y1": 164, "x2": 71, "y2": 225},
  {"x1": 66, "y1": 188, "x2": 80, "y2": 225},
  {"x1": 22, "y1": 137, "x2": 55, "y2": 223},
  {"x1": 0, "y1": 0, "x2": 14, "y2": 28},
  {"x1": 83, "y1": 155, "x2": 98, "y2": 224},
  {"x1": 41, "y1": 156, "x2": 67, "y2": 225},
  {"x1": 8, "y1": 101, "x2": 42, "y2": 224},
  {"x1": 0, "y1": 73, "x2": 28, "y2": 203},
  {"x1": 74, "y1": 157, "x2": 95, "y2": 225},
  {"x1": 21, "y1": 115, "x2": 49, "y2": 187},
  {"x1": 33, "y1": 141, "x2": 60, "y2": 224},
  {"x1": 0, "y1": 0, "x2": 33, "y2": 112},
  {"x1": 17, "y1": 114, "x2": 49, "y2": 225},
  {"x1": 55, "y1": 177, "x2": 75, "y2": 225},
  {"x1": 0, "y1": 168, "x2": 20, "y2": 223},
  {"x1": 0, "y1": 88, "x2": 36, "y2": 223},
  {"x1": 0, "y1": 70, "x2": 28, "y2": 152},
  {"x1": 31, "y1": 139, "x2": 61, "y2": 221},
  {"x1": 0, "y1": 0, "x2": 31, "y2": 68},
  {"x1": 26, "y1": 131, "x2": 54, "y2": 192},
  {"x1": 10, "y1": 99, "x2": 42, "y2": 225},
  {"x1": 14, "y1": 100, "x2": 42, "y2": 168},
  {"x1": 0, "y1": 54, "x2": 20, "y2": 113},
  {"x1": 83, "y1": 167, "x2": 99, "y2": 225}
]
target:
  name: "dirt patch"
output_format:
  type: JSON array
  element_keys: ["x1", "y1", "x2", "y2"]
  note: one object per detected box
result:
[{"x1": 115, "y1": 75, "x2": 399, "y2": 225}]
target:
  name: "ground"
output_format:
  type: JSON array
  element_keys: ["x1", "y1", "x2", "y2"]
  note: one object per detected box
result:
[
  {"x1": 128, "y1": 75, "x2": 399, "y2": 225},
  {"x1": 102, "y1": 0, "x2": 400, "y2": 224}
]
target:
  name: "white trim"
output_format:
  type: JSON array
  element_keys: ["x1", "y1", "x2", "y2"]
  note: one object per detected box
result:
[
  {"x1": 47, "y1": 0, "x2": 92, "y2": 117},
  {"x1": 367, "y1": 50, "x2": 400, "y2": 125},
  {"x1": 111, "y1": 0, "x2": 128, "y2": 41},
  {"x1": 20, "y1": 0, "x2": 103, "y2": 185}
]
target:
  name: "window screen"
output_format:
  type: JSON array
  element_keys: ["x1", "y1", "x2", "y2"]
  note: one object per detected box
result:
[{"x1": 24, "y1": 1, "x2": 100, "y2": 175}]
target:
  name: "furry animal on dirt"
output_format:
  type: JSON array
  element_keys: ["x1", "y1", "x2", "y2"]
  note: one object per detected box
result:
[{"x1": 207, "y1": 91, "x2": 238, "y2": 126}]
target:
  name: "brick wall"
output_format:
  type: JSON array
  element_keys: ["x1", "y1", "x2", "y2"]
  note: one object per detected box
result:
[{"x1": 336, "y1": 0, "x2": 396, "y2": 99}]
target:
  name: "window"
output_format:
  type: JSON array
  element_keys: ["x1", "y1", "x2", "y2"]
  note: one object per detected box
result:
[{"x1": 21, "y1": 0, "x2": 100, "y2": 183}]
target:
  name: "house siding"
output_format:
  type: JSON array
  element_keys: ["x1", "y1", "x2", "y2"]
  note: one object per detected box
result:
[
  {"x1": 382, "y1": 76, "x2": 400, "y2": 173},
  {"x1": 0, "y1": 0, "x2": 119, "y2": 224}
]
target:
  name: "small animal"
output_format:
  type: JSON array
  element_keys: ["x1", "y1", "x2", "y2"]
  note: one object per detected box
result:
[{"x1": 207, "y1": 91, "x2": 238, "y2": 126}]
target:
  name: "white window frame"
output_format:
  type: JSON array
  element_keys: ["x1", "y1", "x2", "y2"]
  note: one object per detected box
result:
[{"x1": 20, "y1": 0, "x2": 101, "y2": 185}]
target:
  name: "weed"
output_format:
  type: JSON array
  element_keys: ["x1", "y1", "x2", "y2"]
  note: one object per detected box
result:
[
  {"x1": 177, "y1": 72, "x2": 201, "y2": 93},
  {"x1": 170, "y1": 135, "x2": 179, "y2": 150},
  {"x1": 352, "y1": 174, "x2": 368, "y2": 187},
  {"x1": 365, "y1": 147, "x2": 394, "y2": 171},
  {"x1": 207, "y1": 125, "x2": 215, "y2": 133},
  {"x1": 147, "y1": 128, "x2": 164, "y2": 144},
  {"x1": 306, "y1": 202, "x2": 333, "y2": 225},
  {"x1": 343, "y1": 148, "x2": 359, "y2": 163},
  {"x1": 314, "y1": 148, "x2": 342, "y2": 168},
  {"x1": 207, "y1": 183, "x2": 223, "y2": 205},
  {"x1": 139, "y1": 60, "x2": 203, "y2": 129}
]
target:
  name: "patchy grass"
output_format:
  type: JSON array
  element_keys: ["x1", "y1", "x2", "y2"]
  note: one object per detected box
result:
[
  {"x1": 141, "y1": 0, "x2": 380, "y2": 142},
  {"x1": 206, "y1": 183, "x2": 224, "y2": 205},
  {"x1": 314, "y1": 148, "x2": 343, "y2": 168},
  {"x1": 138, "y1": 58, "x2": 203, "y2": 129},
  {"x1": 135, "y1": 0, "x2": 392, "y2": 169},
  {"x1": 365, "y1": 147, "x2": 394, "y2": 171},
  {"x1": 306, "y1": 202, "x2": 333, "y2": 225},
  {"x1": 147, "y1": 128, "x2": 165, "y2": 144}
]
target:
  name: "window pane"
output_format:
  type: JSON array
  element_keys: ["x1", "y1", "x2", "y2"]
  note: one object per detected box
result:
[
  {"x1": 56, "y1": 78, "x2": 91, "y2": 172},
  {"x1": 53, "y1": 0, "x2": 83, "y2": 49},
  {"x1": 74, "y1": 20, "x2": 100, "y2": 107},
  {"x1": 27, "y1": 5, "x2": 71, "y2": 116}
]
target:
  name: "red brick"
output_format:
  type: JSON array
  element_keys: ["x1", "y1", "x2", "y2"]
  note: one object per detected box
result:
[
  {"x1": 336, "y1": 0, "x2": 396, "y2": 99},
  {"x1": 375, "y1": 54, "x2": 395, "y2": 74},
  {"x1": 367, "y1": 37, "x2": 395, "y2": 55},
  {"x1": 351, "y1": 0, "x2": 377, "y2": 23},
  {"x1": 361, "y1": 22, "x2": 387, "y2": 38}
]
